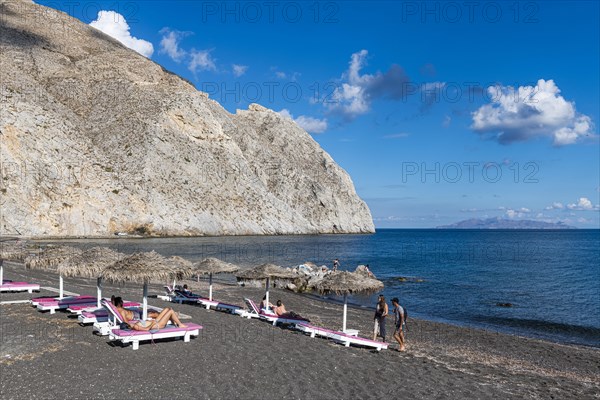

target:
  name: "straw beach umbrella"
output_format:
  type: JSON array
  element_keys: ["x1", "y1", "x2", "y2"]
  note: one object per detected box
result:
[
  {"x1": 236, "y1": 263, "x2": 297, "y2": 309},
  {"x1": 25, "y1": 246, "x2": 84, "y2": 299},
  {"x1": 169, "y1": 255, "x2": 194, "y2": 290},
  {"x1": 57, "y1": 247, "x2": 125, "y2": 308},
  {"x1": 102, "y1": 251, "x2": 193, "y2": 320},
  {"x1": 192, "y1": 257, "x2": 239, "y2": 301},
  {"x1": 315, "y1": 271, "x2": 384, "y2": 333}
]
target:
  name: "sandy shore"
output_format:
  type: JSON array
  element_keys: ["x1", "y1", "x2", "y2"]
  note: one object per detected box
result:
[{"x1": 1, "y1": 261, "x2": 599, "y2": 399}]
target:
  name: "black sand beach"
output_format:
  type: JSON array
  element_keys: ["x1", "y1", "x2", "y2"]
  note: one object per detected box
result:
[{"x1": 1, "y1": 261, "x2": 599, "y2": 399}]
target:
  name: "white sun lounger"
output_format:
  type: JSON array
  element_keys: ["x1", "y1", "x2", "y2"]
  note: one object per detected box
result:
[
  {"x1": 242, "y1": 298, "x2": 310, "y2": 326},
  {"x1": 294, "y1": 322, "x2": 388, "y2": 351},
  {"x1": 157, "y1": 285, "x2": 175, "y2": 301},
  {"x1": 101, "y1": 300, "x2": 202, "y2": 350},
  {"x1": 171, "y1": 289, "x2": 207, "y2": 304},
  {"x1": 91, "y1": 304, "x2": 163, "y2": 333},
  {"x1": 76, "y1": 301, "x2": 143, "y2": 324},
  {"x1": 197, "y1": 298, "x2": 241, "y2": 313},
  {"x1": 0, "y1": 282, "x2": 40, "y2": 293},
  {"x1": 35, "y1": 296, "x2": 98, "y2": 314}
]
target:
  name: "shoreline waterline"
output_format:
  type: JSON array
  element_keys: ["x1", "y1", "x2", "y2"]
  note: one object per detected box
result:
[{"x1": 4, "y1": 229, "x2": 599, "y2": 348}]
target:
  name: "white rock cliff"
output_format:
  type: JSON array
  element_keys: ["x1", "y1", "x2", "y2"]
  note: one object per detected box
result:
[{"x1": 0, "y1": 0, "x2": 374, "y2": 237}]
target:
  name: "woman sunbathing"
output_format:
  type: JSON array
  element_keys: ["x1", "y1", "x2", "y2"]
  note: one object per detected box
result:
[
  {"x1": 112, "y1": 296, "x2": 160, "y2": 321},
  {"x1": 112, "y1": 296, "x2": 186, "y2": 330},
  {"x1": 126, "y1": 307, "x2": 187, "y2": 331}
]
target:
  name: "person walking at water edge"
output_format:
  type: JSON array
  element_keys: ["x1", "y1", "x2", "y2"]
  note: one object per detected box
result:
[
  {"x1": 391, "y1": 297, "x2": 406, "y2": 352},
  {"x1": 333, "y1": 259, "x2": 340, "y2": 272},
  {"x1": 373, "y1": 294, "x2": 388, "y2": 342}
]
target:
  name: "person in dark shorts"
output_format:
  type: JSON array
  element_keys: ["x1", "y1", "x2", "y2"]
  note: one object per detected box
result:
[{"x1": 391, "y1": 297, "x2": 406, "y2": 352}]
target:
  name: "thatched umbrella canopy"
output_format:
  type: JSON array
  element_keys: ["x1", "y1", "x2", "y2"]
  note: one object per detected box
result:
[
  {"x1": 58, "y1": 247, "x2": 125, "y2": 278},
  {"x1": 236, "y1": 263, "x2": 298, "y2": 309},
  {"x1": 192, "y1": 257, "x2": 239, "y2": 301},
  {"x1": 57, "y1": 247, "x2": 126, "y2": 308},
  {"x1": 0, "y1": 239, "x2": 29, "y2": 262},
  {"x1": 25, "y1": 246, "x2": 83, "y2": 270},
  {"x1": 315, "y1": 271, "x2": 384, "y2": 332},
  {"x1": 25, "y1": 246, "x2": 84, "y2": 299},
  {"x1": 102, "y1": 251, "x2": 193, "y2": 319}
]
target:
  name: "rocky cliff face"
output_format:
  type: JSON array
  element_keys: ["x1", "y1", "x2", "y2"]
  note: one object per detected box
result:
[{"x1": 0, "y1": 0, "x2": 374, "y2": 237}]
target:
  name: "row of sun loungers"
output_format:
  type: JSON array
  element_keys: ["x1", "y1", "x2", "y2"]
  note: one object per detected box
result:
[
  {"x1": 235, "y1": 298, "x2": 388, "y2": 351},
  {"x1": 6, "y1": 277, "x2": 385, "y2": 351},
  {"x1": 158, "y1": 286, "x2": 389, "y2": 351}
]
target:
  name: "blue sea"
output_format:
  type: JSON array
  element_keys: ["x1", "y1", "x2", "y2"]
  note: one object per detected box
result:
[{"x1": 37, "y1": 229, "x2": 600, "y2": 347}]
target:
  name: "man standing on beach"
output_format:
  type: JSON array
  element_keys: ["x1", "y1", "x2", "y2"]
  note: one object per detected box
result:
[
  {"x1": 333, "y1": 259, "x2": 340, "y2": 272},
  {"x1": 391, "y1": 297, "x2": 406, "y2": 352}
]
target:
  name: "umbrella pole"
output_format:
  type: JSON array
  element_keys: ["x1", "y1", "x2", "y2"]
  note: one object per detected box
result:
[
  {"x1": 96, "y1": 277, "x2": 102, "y2": 308},
  {"x1": 209, "y1": 273, "x2": 213, "y2": 301},
  {"x1": 342, "y1": 293, "x2": 348, "y2": 332},
  {"x1": 0, "y1": 259, "x2": 3, "y2": 284},
  {"x1": 265, "y1": 277, "x2": 270, "y2": 310},
  {"x1": 142, "y1": 282, "x2": 148, "y2": 320},
  {"x1": 59, "y1": 275, "x2": 64, "y2": 299}
]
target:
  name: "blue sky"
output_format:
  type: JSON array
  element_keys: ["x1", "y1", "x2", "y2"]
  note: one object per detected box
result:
[{"x1": 39, "y1": 1, "x2": 600, "y2": 228}]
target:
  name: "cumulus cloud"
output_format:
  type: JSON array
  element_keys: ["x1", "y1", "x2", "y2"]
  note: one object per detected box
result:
[
  {"x1": 545, "y1": 202, "x2": 565, "y2": 210},
  {"x1": 326, "y1": 50, "x2": 410, "y2": 120},
  {"x1": 90, "y1": 11, "x2": 154, "y2": 58},
  {"x1": 505, "y1": 208, "x2": 531, "y2": 219},
  {"x1": 159, "y1": 28, "x2": 191, "y2": 62},
  {"x1": 567, "y1": 197, "x2": 599, "y2": 211},
  {"x1": 232, "y1": 64, "x2": 248, "y2": 77},
  {"x1": 471, "y1": 79, "x2": 594, "y2": 145},
  {"x1": 188, "y1": 49, "x2": 216, "y2": 75},
  {"x1": 278, "y1": 109, "x2": 328, "y2": 134}
]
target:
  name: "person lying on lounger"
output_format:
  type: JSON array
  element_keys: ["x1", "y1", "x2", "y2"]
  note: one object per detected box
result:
[
  {"x1": 112, "y1": 296, "x2": 160, "y2": 322},
  {"x1": 260, "y1": 295, "x2": 275, "y2": 311},
  {"x1": 273, "y1": 300, "x2": 309, "y2": 321},
  {"x1": 113, "y1": 297, "x2": 186, "y2": 331},
  {"x1": 124, "y1": 307, "x2": 187, "y2": 331}
]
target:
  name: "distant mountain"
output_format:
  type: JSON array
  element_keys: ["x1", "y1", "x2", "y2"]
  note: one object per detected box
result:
[{"x1": 437, "y1": 217, "x2": 577, "y2": 229}]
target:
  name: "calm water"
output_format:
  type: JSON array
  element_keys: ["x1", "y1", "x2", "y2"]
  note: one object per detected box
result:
[{"x1": 36, "y1": 229, "x2": 600, "y2": 347}]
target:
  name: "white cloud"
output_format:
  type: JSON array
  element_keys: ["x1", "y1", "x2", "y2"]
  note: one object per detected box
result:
[
  {"x1": 188, "y1": 49, "x2": 216, "y2": 75},
  {"x1": 326, "y1": 50, "x2": 410, "y2": 120},
  {"x1": 278, "y1": 109, "x2": 328, "y2": 134},
  {"x1": 158, "y1": 28, "x2": 190, "y2": 62},
  {"x1": 90, "y1": 11, "x2": 154, "y2": 58},
  {"x1": 505, "y1": 207, "x2": 531, "y2": 219},
  {"x1": 232, "y1": 64, "x2": 248, "y2": 77},
  {"x1": 545, "y1": 202, "x2": 565, "y2": 210},
  {"x1": 567, "y1": 197, "x2": 599, "y2": 211},
  {"x1": 471, "y1": 79, "x2": 594, "y2": 145}
]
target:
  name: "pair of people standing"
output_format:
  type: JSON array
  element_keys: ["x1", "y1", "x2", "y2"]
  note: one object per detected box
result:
[{"x1": 373, "y1": 295, "x2": 406, "y2": 352}]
